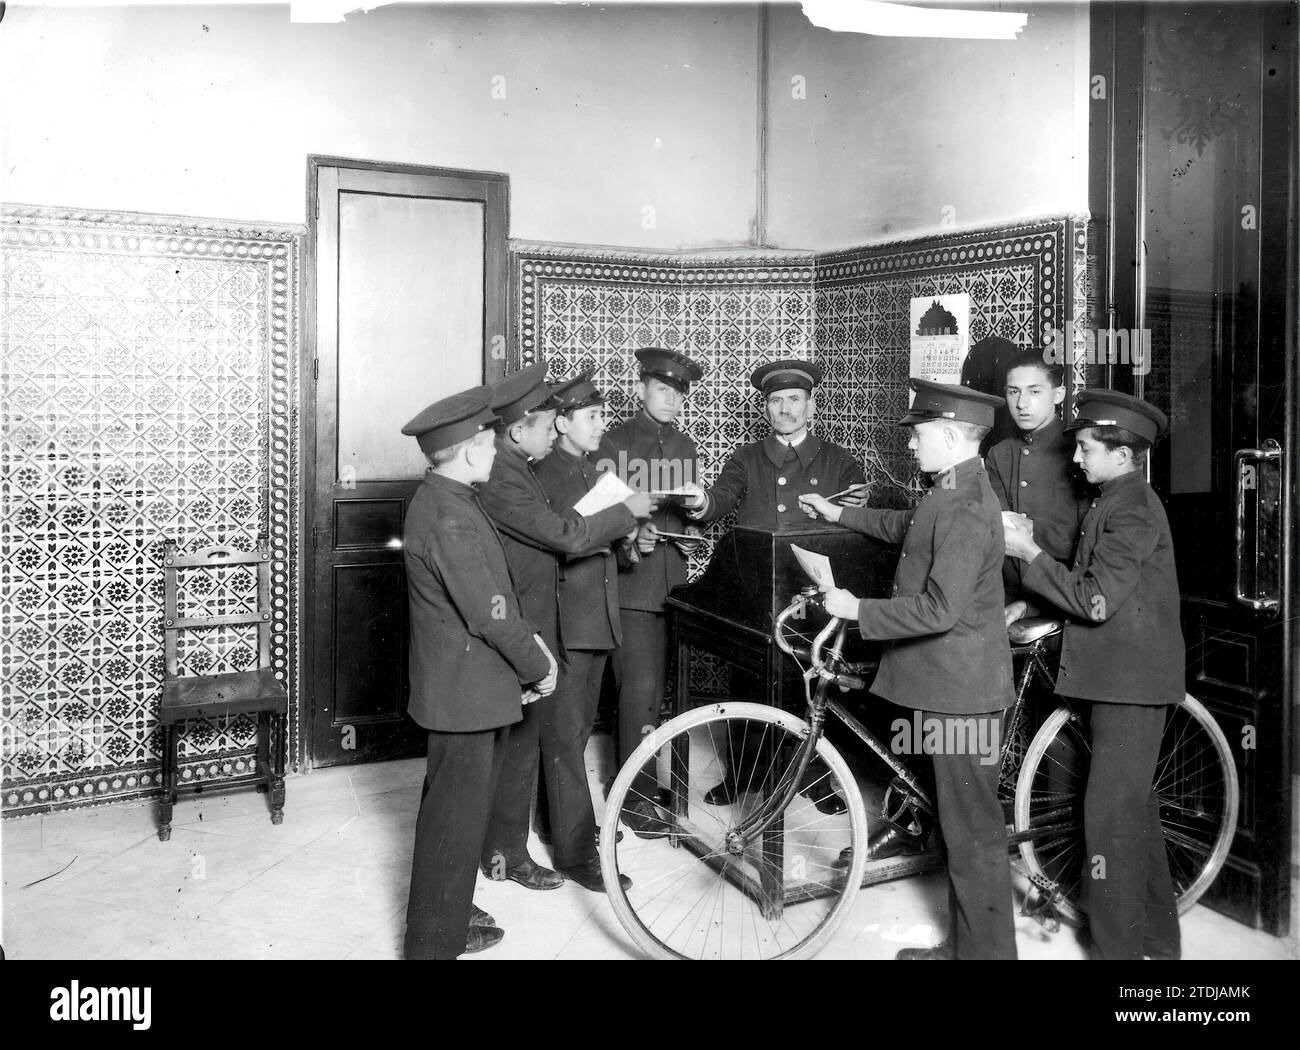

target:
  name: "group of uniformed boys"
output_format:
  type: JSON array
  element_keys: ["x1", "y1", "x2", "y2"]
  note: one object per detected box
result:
[{"x1": 399, "y1": 345, "x2": 1183, "y2": 963}]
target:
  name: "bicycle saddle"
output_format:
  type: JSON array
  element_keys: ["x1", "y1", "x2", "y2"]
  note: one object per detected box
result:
[{"x1": 1008, "y1": 616, "x2": 1063, "y2": 645}]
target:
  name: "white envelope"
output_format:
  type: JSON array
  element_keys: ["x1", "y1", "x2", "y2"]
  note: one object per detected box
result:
[
  {"x1": 573, "y1": 470, "x2": 636, "y2": 516},
  {"x1": 790, "y1": 544, "x2": 836, "y2": 588}
]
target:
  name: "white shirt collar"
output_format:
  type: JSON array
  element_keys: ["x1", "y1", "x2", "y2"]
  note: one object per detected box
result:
[{"x1": 775, "y1": 428, "x2": 808, "y2": 448}]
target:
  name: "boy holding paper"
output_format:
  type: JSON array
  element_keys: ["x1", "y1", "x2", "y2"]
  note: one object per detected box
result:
[
  {"x1": 476, "y1": 362, "x2": 649, "y2": 895},
  {"x1": 596, "y1": 348, "x2": 705, "y2": 835},
  {"x1": 533, "y1": 369, "x2": 641, "y2": 891},
  {"x1": 800, "y1": 378, "x2": 1016, "y2": 960}
]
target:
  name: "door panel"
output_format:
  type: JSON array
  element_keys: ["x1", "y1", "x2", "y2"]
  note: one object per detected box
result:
[
  {"x1": 306, "y1": 158, "x2": 509, "y2": 768},
  {"x1": 1090, "y1": 2, "x2": 1295, "y2": 933},
  {"x1": 337, "y1": 191, "x2": 486, "y2": 482}
]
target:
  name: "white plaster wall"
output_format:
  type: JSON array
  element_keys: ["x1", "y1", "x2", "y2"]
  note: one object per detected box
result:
[
  {"x1": 764, "y1": 1, "x2": 1090, "y2": 249},
  {"x1": 0, "y1": 2, "x2": 761, "y2": 249}
]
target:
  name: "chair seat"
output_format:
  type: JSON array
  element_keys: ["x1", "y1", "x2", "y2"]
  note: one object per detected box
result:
[
  {"x1": 159, "y1": 668, "x2": 287, "y2": 724},
  {"x1": 1008, "y1": 616, "x2": 1064, "y2": 646}
]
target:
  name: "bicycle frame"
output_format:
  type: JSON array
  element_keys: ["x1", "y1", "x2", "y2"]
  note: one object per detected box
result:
[
  {"x1": 760, "y1": 592, "x2": 937, "y2": 855},
  {"x1": 767, "y1": 593, "x2": 1074, "y2": 860}
]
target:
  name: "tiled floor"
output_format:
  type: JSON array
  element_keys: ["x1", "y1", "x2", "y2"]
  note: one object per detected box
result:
[{"x1": 3, "y1": 736, "x2": 1296, "y2": 961}]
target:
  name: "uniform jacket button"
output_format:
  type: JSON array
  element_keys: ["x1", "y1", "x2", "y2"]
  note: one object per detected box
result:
[
  {"x1": 1022, "y1": 448, "x2": 1030, "y2": 455},
  {"x1": 777, "y1": 504, "x2": 786, "y2": 513},
  {"x1": 778, "y1": 477, "x2": 787, "y2": 485},
  {"x1": 810, "y1": 478, "x2": 818, "y2": 485},
  {"x1": 1020, "y1": 480, "x2": 1028, "y2": 487}
]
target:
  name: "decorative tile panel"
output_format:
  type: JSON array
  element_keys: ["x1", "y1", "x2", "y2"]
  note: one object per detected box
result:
[
  {"x1": 516, "y1": 219, "x2": 1085, "y2": 696},
  {"x1": 518, "y1": 218, "x2": 1084, "y2": 514},
  {"x1": 516, "y1": 249, "x2": 817, "y2": 562},
  {"x1": 1, "y1": 206, "x2": 300, "y2": 815}
]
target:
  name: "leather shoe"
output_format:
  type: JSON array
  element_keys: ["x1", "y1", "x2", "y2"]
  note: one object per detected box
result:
[
  {"x1": 1143, "y1": 941, "x2": 1181, "y2": 961},
  {"x1": 622, "y1": 800, "x2": 671, "y2": 839},
  {"x1": 469, "y1": 903, "x2": 496, "y2": 927},
  {"x1": 703, "y1": 780, "x2": 737, "y2": 806},
  {"x1": 812, "y1": 792, "x2": 848, "y2": 815},
  {"x1": 895, "y1": 942, "x2": 954, "y2": 960},
  {"x1": 481, "y1": 857, "x2": 564, "y2": 891},
  {"x1": 559, "y1": 858, "x2": 632, "y2": 893},
  {"x1": 834, "y1": 832, "x2": 924, "y2": 868},
  {"x1": 464, "y1": 924, "x2": 505, "y2": 954}
]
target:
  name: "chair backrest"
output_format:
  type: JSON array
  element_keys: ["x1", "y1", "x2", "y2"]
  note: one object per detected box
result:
[{"x1": 162, "y1": 535, "x2": 273, "y2": 679}]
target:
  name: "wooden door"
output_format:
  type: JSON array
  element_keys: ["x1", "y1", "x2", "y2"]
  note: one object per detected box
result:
[
  {"x1": 305, "y1": 158, "x2": 508, "y2": 767},
  {"x1": 1090, "y1": 2, "x2": 1295, "y2": 933}
]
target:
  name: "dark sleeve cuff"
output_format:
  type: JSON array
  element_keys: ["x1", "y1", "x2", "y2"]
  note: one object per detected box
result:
[{"x1": 839, "y1": 505, "x2": 868, "y2": 533}]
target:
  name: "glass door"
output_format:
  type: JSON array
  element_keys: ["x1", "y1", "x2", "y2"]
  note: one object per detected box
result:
[{"x1": 1090, "y1": 1, "x2": 1295, "y2": 934}]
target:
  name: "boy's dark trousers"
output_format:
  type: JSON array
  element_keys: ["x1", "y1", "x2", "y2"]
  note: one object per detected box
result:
[
  {"x1": 927, "y1": 708, "x2": 1018, "y2": 960},
  {"x1": 535, "y1": 649, "x2": 608, "y2": 868},
  {"x1": 610, "y1": 609, "x2": 666, "y2": 805},
  {"x1": 481, "y1": 698, "x2": 543, "y2": 871},
  {"x1": 405, "y1": 724, "x2": 509, "y2": 960},
  {"x1": 1083, "y1": 700, "x2": 1181, "y2": 960}
]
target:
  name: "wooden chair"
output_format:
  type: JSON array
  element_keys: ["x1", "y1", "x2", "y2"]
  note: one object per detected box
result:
[{"x1": 157, "y1": 535, "x2": 287, "y2": 841}]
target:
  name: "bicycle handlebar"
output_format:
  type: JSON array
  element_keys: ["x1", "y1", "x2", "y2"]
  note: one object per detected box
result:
[{"x1": 774, "y1": 592, "x2": 865, "y2": 693}]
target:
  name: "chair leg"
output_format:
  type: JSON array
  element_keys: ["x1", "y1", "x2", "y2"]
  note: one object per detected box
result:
[
  {"x1": 269, "y1": 713, "x2": 286, "y2": 825},
  {"x1": 158, "y1": 724, "x2": 175, "y2": 841},
  {"x1": 255, "y1": 710, "x2": 271, "y2": 793}
]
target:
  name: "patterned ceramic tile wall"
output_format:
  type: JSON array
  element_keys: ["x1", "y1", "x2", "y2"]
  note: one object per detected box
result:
[
  {"x1": 515, "y1": 218, "x2": 1085, "y2": 698},
  {"x1": 517, "y1": 217, "x2": 1086, "y2": 513},
  {"x1": 1, "y1": 206, "x2": 301, "y2": 815},
  {"x1": 516, "y1": 250, "x2": 817, "y2": 461},
  {"x1": 816, "y1": 217, "x2": 1087, "y2": 506}
]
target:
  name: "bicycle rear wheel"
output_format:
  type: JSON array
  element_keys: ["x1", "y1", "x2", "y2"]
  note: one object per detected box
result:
[
  {"x1": 1013, "y1": 694, "x2": 1238, "y2": 925},
  {"x1": 600, "y1": 702, "x2": 869, "y2": 960}
]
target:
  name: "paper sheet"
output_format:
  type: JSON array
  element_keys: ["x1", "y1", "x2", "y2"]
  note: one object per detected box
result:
[
  {"x1": 573, "y1": 470, "x2": 636, "y2": 515},
  {"x1": 790, "y1": 545, "x2": 835, "y2": 588}
]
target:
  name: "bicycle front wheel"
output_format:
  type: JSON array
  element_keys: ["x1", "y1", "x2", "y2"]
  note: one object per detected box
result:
[
  {"x1": 1013, "y1": 694, "x2": 1239, "y2": 925},
  {"x1": 600, "y1": 702, "x2": 869, "y2": 960}
]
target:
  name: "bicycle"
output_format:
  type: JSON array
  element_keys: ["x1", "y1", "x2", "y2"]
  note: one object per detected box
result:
[{"x1": 598, "y1": 589, "x2": 1239, "y2": 960}]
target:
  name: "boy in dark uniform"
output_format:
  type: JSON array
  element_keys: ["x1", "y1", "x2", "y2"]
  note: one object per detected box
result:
[
  {"x1": 1003, "y1": 389, "x2": 1184, "y2": 961},
  {"x1": 985, "y1": 350, "x2": 1089, "y2": 624},
  {"x1": 596, "y1": 347, "x2": 704, "y2": 835},
  {"x1": 399, "y1": 386, "x2": 557, "y2": 960},
  {"x1": 681, "y1": 358, "x2": 866, "y2": 530},
  {"x1": 533, "y1": 369, "x2": 636, "y2": 892},
  {"x1": 476, "y1": 362, "x2": 651, "y2": 892},
  {"x1": 801, "y1": 379, "x2": 1017, "y2": 961}
]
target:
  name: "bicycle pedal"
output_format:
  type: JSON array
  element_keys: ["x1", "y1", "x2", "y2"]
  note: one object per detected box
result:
[{"x1": 1021, "y1": 877, "x2": 1063, "y2": 934}]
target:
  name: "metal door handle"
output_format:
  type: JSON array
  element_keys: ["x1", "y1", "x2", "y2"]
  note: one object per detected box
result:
[{"x1": 1233, "y1": 439, "x2": 1281, "y2": 612}]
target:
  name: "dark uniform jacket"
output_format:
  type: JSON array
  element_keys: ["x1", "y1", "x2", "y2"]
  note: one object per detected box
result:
[
  {"x1": 477, "y1": 437, "x2": 636, "y2": 654},
  {"x1": 404, "y1": 472, "x2": 551, "y2": 733},
  {"x1": 597, "y1": 411, "x2": 700, "y2": 613},
  {"x1": 695, "y1": 433, "x2": 866, "y2": 531},
  {"x1": 534, "y1": 445, "x2": 623, "y2": 652},
  {"x1": 839, "y1": 456, "x2": 1013, "y2": 715},
  {"x1": 985, "y1": 417, "x2": 1090, "y2": 601},
  {"x1": 1021, "y1": 470, "x2": 1185, "y2": 706}
]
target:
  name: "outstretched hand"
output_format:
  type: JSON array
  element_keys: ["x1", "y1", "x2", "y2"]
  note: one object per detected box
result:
[{"x1": 799, "y1": 493, "x2": 841, "y2": 522}]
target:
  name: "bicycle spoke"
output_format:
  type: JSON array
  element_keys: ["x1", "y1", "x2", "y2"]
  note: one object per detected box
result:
[{"x1": 604, "y1": 707, "x2": 869, "y2": 958}]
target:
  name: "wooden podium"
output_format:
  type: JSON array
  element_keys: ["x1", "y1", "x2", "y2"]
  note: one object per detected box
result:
[{"x1": 665, "y1": 521, "x2": 898, "y2": 716}]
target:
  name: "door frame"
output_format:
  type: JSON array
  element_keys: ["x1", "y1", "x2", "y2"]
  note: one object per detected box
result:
[
  {"x1": 301, "y1": 155, "x2": 511, "y2": 769},
  {"x1": 1087, "y1": 2, "x2": 1297, "y2": 933}
]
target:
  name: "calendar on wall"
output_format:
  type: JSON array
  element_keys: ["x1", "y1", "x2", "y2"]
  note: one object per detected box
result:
[{"x1": 908, "y1": 293, "x2": 971, "y2": 384}]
